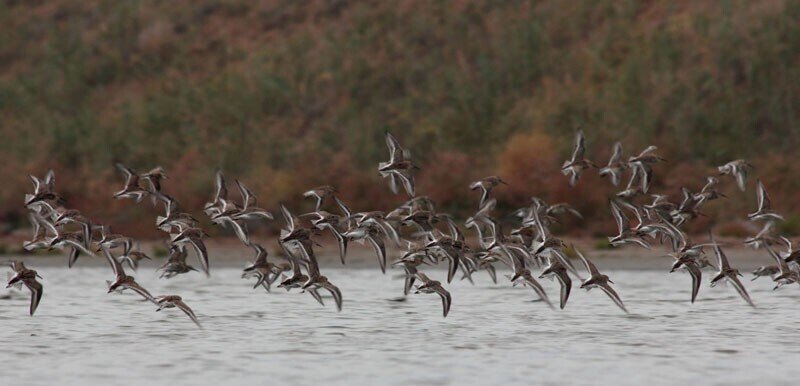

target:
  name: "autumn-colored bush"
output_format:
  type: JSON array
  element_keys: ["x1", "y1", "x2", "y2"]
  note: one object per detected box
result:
[{"x1": 1, "y1": 0, "x2": 799, "y2": 237}]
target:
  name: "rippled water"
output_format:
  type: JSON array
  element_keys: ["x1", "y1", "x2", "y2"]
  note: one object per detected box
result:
[{"x1": 1, "y1": 265, "x2": 798, "y2": 385}]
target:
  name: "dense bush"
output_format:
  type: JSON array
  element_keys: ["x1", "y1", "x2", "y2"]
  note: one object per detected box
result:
[{"x1": 0, "y1": 1, "x2": 797, "y2": 236}]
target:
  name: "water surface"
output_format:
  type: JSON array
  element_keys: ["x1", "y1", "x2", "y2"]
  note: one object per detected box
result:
[{"x1": 1, "y1": 267, "x2": 798, "y2": 385}]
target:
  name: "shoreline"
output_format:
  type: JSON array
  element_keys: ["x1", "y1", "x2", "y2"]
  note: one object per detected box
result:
[{"x1": 4, "y1": 236, "x2": 772, "y2": 271}]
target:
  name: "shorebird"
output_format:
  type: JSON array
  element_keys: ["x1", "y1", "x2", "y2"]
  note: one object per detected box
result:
[
  {"x1": 561, "y1": 130, "x2": 596, "y2": 186},
  {"x1": 113, "y1": 163, "x2": 149, "y2": 202},
  {"x1": 778, "y1": 236, "x2": 800, "y2": 271},
  {"x1": 276, "y1": 242, "x2": 325, "y2": 306},
  {"x1": 154, "y1": 295, "x2": 201, "y2": 328},
  {"x1": 241, "y1": 243, "x2": 281, "y2": 292},
  {"x1": 414, "y1": 272, "x2": 452, "y2": 317},
  {"x1": 230, "y1": 179, "x2": 274, "y2": 222},
  {"x1": 120, "y1": 248, "x2": 153, "y2": 271},
  {"x1": 764, "y1": 245, "x2": 800, "y2": 289},
  {"x1": 709, "y1": 242, "x2": 755, "y2": 307},
  {"x1": 155, "y1": 193, "x2": 198, "y2": 231},
  {"x1": 575, "y1": 248, "x2": 627, "y2": 313},
  {"x1": 171, "y1": 226, "x2": 210, "y2": 276},
  {"x1": 343, "y1": 224, "x2": 387, "y2": 274},
  {"x1": 102, "y1": 249, "x2": 155, "y2": 302},
  {"x1": 751, "y1": 265, "x2": 779, "y2": 281},
  {"x1": 293, "y1": 238, "x2": 343, "y2": 312},
  {"x1": 141, "y1": 166, "x2": 167, "y2": 193},
  {"x1": 608, "y1": 200, "x2": 650, "y2": 249},
  {"x1": 539, "y1": 255, "x2": 572, "y2": 310},
  {"x1": 718, "y1": 159, "x2": 753, "y2": 192},
  {"x1": 469, "y1": 176, "x2": 507, "y2": 208},
  {"x1": 53, "y1": 209, "x2": 93, "y2": 249},
  {"x1": 599, "y1": 141, "x2": 626, "y2": 186},
  {"x1": 24, "y1": 170, "x2": 62, "y2": 207},
  {"x1": 23, "y1": 212, "x2": 58, "y2": 251},
  {"x1": 96, "y1": 226, "x2": 134, "y2": 257},
  {"x1": 379, "y1": 132, "x2": 417, "y2": 196},
  {"x1": 49, "y1": 230, "x2": 95, "y2": 268},
  {"x1": 304, "y1": 197, "x2": 353, "y2": 264},
  {"x1": 666, "y1": 251, "x2": 703, "y2": 303},
  {"x1": 204, "y1": 170, "x2": 229, "y2": 214},
  {"x1": 694, "y1": 176, "x2": 726, "y2": 205},
  {"x1": 393, "y1": 243, "x2": 432, "y2": 295},
  {"x1": 6, "y1": 261, "x2": 43, "y2": 316},
  {"x1": 303, "y1": 185, "x2": 337, "y2": 211},
  {"x1": 158, "y1": 244, "x2": 198, "y2": 278},
  {"x1": 747, "y1": 180, "x2": 784, "y2": 222},
  {"x1": 743, "y1": 221, "x2": 783, "y2": 250},
  {"x1": 627, "y1": 146, "x2": 664, "y2": 194}
]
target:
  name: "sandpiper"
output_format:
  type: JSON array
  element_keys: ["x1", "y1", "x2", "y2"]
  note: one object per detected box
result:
[
  {"x1": 6, "y1": 261, "x2": 43, "y2": 316},
  {"x1": 747, "y1": 180, "x2": 784, "y2": 222},
  {"x1": 576, "y1": 248, "x2": 628, "y2": 313},
  {"x1": 469, "y1": 176, "x2": 507, "y2": 208},
  {"x1": 709, "y1": 242, "x2": 755, "y2": 307},
  {"x1": 113, "y1": 163, "x2": 149, "y2": 202},
  {"x1": 561, "y1": 130, "x2": 596, "y2": 186},
  {"x1": 718, "y1": 159, "x2": 752, "y2": 192},
  {"x1": 414, "y1": 272, "x2": 452, "y2": 317},
  {"x1": 102, "y1": 249, "x2": 155, "y2": 302},
  {"x1": 303, "y1": 185, "x2": 337, "y2": 211},
  {"x1": 155, "y1": 295, "x2": 201, "y2": 328},
  {"x1": 599, "y1": 141, "x2": 626, "y2": 186}
]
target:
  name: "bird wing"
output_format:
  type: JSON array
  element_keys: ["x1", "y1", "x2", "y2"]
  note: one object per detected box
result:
[
  {"x1": 766, "y1": 246, "x2": 791, "y2": 274},
  {"x1": 280, "y1": 204, "x2": 295, "y2": 231},
  {"x1": 432, "y1": 286, "x2": 452, "y2": 317},
  {"x1": 571, "y1": 130, "x2": 586, "y2": 161},
  {"x1": 555, "y1": 270, "x2": 572, "y2": 310},
  {"x1": 188, "y1": 238, "x2": 210, "y2": 276},
  {"x1": 734, "y1": 166, "x2": 747, "y2": 191},
  {"x1": 126, "y1": 280, "x2": 155, "y2": 303},
  {"x1": 214, "y1": 170, "x2": 228, "y2": 202},
  {"x1": 296, "y1": 239, "x2": 320, "y2": 278},
  {"x1": 322, "y1": 282, "x2": 343, "y2": 312},
  {"x1": 575, "y1": 248, "x2": 600, "y2": 277},
  {"x1": 227, "y1": 219, "x2": 250, "y2": 246},
  {"x1": 175, "y1": 299, "x2": 202, "y2": 328},
  {"x1": 385, "y1": 132, "x2": 404, "y2": 163},
  {"x1": 609, "y1": 141, "x2": 623, "y2": 165},
  {"x1": 756, "y1": 180, "x2": 770, "y2": 211},
  {"x1": 685, "y1": 263, "x2": 702, "y2": 303},
  {"x1": 24, "y1": 279, "x2": 43, "y2": 316},
  {"x1": 235, "y1": 179, "x2": 255, "y2": 211},
  {"x1": 102, "y1": 249, "x2": 124, "y2": 277},
  {"x1": 524, "y1": 275, "x2": 554, "y2": 310},
  {"x1": 712, "y1": 242, "x2": 731, "y2": 271},
  {"x1": 394, "y1": 171, "x2": 416, "y2": 197},
  {"x1": 366, "y1": 234, "x2": 387, "y2": 274},
  {"x1": 598, "y1": 282, "x2": 628, "y2": 313},
  {"x1": 727, "y1": 275, "x2": 755, "y2": 308},
  {"x1": 609, "y1": 201, "x2": 627, "y2": 235}
]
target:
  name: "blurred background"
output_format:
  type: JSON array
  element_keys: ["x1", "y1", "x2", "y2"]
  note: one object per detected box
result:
[{"x1": 1, "y1": 0, "x2": 798, "y2": 243}]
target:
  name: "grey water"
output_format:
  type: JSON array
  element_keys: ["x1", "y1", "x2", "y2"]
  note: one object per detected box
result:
[{"x1": 1, "y1": 266, "x2": 798, "y2": 385}]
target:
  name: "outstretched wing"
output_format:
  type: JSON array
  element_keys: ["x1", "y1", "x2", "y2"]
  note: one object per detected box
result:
[
  {"x1": 433, "y1": 286, "x2": 452, "y2": 317},
  {"x1": 571, "y1": 130, "x2": 586, "y2": 161},
  {"x1": 575, "y1": 248, "x2": 600, "y2": 277},
  {"x1": 175, "y1": 299, "x2": 202, "y2": 328},
  {"x1": 24, "y1": 279, "x2": 43, "y2": 316},
  {"x1": 728, "y1": 275, "x2": 755, "y2": 308},
  {"x1": 609, "y1": 141, "x2": 623, "y2": 165},
  {"x1": 599, "y1": 282, "x2": 628, "y2": 313},
  {"x1": 322, "y1": 282, "x2": 343, "y2": 312}
]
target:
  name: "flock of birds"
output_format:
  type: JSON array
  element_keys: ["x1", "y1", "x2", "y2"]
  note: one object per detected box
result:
[{"x1": 7, "y1": 131, "x2": 800, "y2": 327}]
